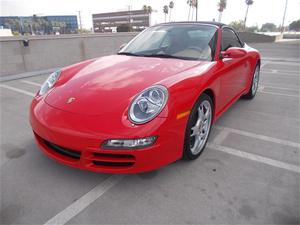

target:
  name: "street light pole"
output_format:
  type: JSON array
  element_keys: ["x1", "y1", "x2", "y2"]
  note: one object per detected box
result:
[
  {"x1": 244, "y1": 4, "x2": 249, "y2": 30},
  {"x1": 78, "y1": 11, "x2": 82, "y2": 30},
  {"x1": 127, "y1": 5, "x2": 132, "y2": 31},
  {"x1": 196, "y1": 0, "x2": 198, "y2": 21},
  {"x1": 281, "y1": 0, "x2": 288, "y2": 33}
]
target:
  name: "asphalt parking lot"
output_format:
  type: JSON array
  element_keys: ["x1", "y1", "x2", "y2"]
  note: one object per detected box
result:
[{"x1": 1, "y1": 40, "x2": 299, "y2": 225}]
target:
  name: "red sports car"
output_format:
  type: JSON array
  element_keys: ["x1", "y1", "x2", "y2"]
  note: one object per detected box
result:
[{"x1": 30, "y1": 22, "x2": 261, "y2": 173}]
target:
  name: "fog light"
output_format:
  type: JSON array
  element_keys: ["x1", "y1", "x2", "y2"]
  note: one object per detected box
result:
[{"x1": 102, "y1": 136, "x2": 157, "y2": 149}]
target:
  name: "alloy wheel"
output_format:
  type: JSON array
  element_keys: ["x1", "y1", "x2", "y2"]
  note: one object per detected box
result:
[{"x1": 189, "y1": 100, "x2": 212, "y2": 155}]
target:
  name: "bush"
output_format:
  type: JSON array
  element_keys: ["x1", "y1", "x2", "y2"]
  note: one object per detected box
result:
[{"x1": 289, "y1": 19, "x2": 300, "y2": 31}]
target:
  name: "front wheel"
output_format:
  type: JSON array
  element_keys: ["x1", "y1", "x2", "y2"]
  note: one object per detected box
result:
[
  {"x1": 243, "y1": 64, "x2": 260, "y2": 99},
  {"x1": 183, "y1": 93, "x2": 213, "y2": 160}
]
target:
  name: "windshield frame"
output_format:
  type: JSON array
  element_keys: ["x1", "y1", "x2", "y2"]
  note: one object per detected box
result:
[{"x1": 118, "y1": 23, "x2": 219, "y2": 62}]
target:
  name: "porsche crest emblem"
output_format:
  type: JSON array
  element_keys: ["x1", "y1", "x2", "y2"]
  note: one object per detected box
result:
[{"x1": 66, "y1": 97, "x2": 76, "y2": 104}]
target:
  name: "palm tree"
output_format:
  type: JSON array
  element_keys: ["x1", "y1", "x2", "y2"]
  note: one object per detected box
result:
[
  {"x1": 22, "y1": 19, "x2": 33, "y2": 34},
  {"x1": 163, "y1": 5, "x2": 169, "y2": 23},
  {"x1": 187, "y1": 0, "x2": 192, "y2": 21},
  {"x1": 217, "y1": 0, "x2": 227, "y2": 22},
  {"x1": 143, "y1": 5, "x2": 153, "y2": 14},
  {"x1": 4, "y1": 18, "x2": 21, "y2": 33},
  {"x1": 186, "y1": 0, "x2": 192, "y2": 21},
  {"x1": 187, "y1": 0, "x2": 198, "y2": 21},
  {"x1": 169, "y1": 1, "x2": 174, "y2": 22},
  {"x1": 244, "y1": 0, "x2": 254, "y2": 29},
  {"x1": 143, "y1": 5, "x2": 148, "y2": 12},
  {"x1": 143, "y1": 5, "x2": 153, "y2": 26}
]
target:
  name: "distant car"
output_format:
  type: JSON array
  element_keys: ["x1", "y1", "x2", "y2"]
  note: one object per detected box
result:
[{"x1": 30, "y1": 22, "x2": 261, "y2": 173}]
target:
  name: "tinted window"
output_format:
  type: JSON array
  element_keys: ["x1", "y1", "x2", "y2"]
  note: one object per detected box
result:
[{"x1": 222, "y1": 28, "x2": 242, "y2": 51}]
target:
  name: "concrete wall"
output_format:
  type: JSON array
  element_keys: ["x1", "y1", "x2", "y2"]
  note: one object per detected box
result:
[
  {"x1": 283, "y1": 33, "x2": 300, "y2": 39},
  {"x1": 238, "y1": 32, "x2": 282, "y2": 43},
  {"x1": 0, "y1": 33, "x2": 137, "y2": 77},
  {"x1": 0, "y1": 32, "x2": 280, "y2": 77}
]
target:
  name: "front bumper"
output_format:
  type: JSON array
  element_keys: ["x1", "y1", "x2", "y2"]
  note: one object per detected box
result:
[{"x1": 30, "y1": 98, "x2": 187, "y2": 173}]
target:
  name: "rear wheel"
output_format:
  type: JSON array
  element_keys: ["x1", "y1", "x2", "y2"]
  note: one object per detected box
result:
[
  {"x1": 183, "y1": 93, "x2": 213, "y2": 160},
  {"x1": 243, "y1": 64, "x2": 260, "y2": 99}
]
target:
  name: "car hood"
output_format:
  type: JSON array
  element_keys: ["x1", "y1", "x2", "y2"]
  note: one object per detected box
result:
[{"x1": 45, "y1": 55, "x2": 209, "y2": 116}]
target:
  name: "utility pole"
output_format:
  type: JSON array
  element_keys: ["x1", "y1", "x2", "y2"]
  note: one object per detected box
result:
[
  {"x1": 78, "y1": 11, "x2": 82, "y2": 30},
  {"x1": 281, "y1": 0, "x2": 288, "y2": 33},
  {"x1": 127, "y1": 5, "x2": 132, "y2": 31},
  {"x1": 244, "y1": 4, "x2": 249, "y2": 30}
]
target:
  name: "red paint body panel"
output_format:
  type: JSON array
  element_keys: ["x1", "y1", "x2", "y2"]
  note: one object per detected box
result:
[{"x1": 30, "y1": 25, "x2": 260, "y2": 173}]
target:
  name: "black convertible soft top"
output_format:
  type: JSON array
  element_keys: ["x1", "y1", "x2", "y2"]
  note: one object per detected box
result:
[{"x1": 157, "y1": 21, "x2": 226, "y2": 28}]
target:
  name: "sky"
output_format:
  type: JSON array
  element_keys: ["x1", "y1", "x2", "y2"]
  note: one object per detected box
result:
[{"x1": 0, "y1": 0, "x2": 299, "y2": 30}]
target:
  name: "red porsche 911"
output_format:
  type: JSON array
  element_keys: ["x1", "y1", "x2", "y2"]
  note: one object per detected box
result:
[{"x1": 30, "y1": 22, "x2": 261, "y2": 173}]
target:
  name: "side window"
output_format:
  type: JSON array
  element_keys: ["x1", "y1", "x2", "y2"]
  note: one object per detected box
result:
[{"x1": 222, "y1": 28, "x2": 242, "y2": 51}]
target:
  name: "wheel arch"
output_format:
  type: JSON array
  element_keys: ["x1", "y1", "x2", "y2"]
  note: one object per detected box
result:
[
  {"x1": 257, "y1": 58, "x2": 261, "y2": 67},
  {"x1": 202, "y1": 88, "x2": 216, "y2": 122}
]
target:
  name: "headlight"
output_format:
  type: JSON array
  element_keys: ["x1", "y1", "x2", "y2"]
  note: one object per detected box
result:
[
  {"x1": 39, "y1": 70, "x2": 61, "y2": 95},
  {"x1": 129, "y1": 85, "x2": 168, "y2": 124}
]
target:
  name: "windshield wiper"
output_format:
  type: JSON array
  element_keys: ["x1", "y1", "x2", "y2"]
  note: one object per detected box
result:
[
  {"x1": 118, "y1": 52, "x2": 196, "y2": 60},
  {"x1": 142, "y1": 53, "x2": 194, "y2": 60},
  {"x1": 117, "y1": 52, "x2": 142, "y2": 57}
]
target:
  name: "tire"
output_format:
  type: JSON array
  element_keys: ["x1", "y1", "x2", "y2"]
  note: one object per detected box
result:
[
  {"x1": 243, "y1": 64, "x2": 260, "y2": 99},
  {"x1": 183, "y1": 93, "x2": 213, "y2": 160}
]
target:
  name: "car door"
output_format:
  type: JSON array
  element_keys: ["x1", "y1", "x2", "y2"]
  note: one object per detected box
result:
[{"x1": 219, "y1": 28, "x2": 248, "y2": 110}]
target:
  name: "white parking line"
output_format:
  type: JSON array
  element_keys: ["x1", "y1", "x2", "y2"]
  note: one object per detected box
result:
[
  {"x1": 211, "y1": 128, "x2": 300, "y2": 174},
  {"x1": 258, "y1": 90, "x2": 300, "y2": 98},
  {"x1": 257, "y1": 86, "x2": 265, "y2": 91},
  {"x1": 21, "y1": 80, "x2": 42, "y2": 87},
  {"x1": 44, "y1": 174, "x2": 125, "y2": 225},
  {"x1": 260, "y1": 62, "x2": 267, "y2": 69},
  {"x1": 261, "y1": 69, "x2": 299, "y2": 74},
  {"x1": 215, "y1": 126, "x2": 300, "y2": 149},
  {"x1": 261, "y1": 71, "x2": 299, "y2": 77},
  {"x1": 207, "y1": 143, "x2": 300, "y2": 174},
  {"x1": 260, "y1": 82, "x2": 299, "y2": 90},
  {"x1": 264, "y1": 60, "x2": 300, "y2": 66},
  {"x1": 0, "y1": 84, "x2": 35, "y2": 97},
  {"x1": 260, "y1": 85, "x2": 300, "y2": 92},
  {"x1": 212, "y1": 129, "x2": 231, "y2": 145}
]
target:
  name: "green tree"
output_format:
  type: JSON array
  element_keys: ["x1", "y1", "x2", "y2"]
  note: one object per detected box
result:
[
  {"x1": 143, "y1": 5, "x2": 153, "y2": 14},
  {"x1": 289, "y1": 19, "x2": 300, "y2": 31},
  {"x1": 244, "y1": 0, "x2": 254, "y2": 29},
  {"x1": 169, "y1": 1, "x2": 174, "y2": 22},
  {"x1": 261, "y1": 23, "x2": 277, "y2": 32},
  {"x1": 4, "y1": 18, "x2": 21, "y2": 33},
  {"x1": 22, "y1": 19, "x2": 33, "y2": 34},
  {"x1": 230, "y1": 20, "x2": 245, "y2": 31},
  {"x1": 217, "y1": 0, "x2": 227, "y2": 22},
  {"x1": 187, "y1": 0, "x2": 197, "y2": 21},
  {"x1": 143, "y1": 5, "x2": 153, "y2": 26},
  {"x1": 163, "y1": 5, "x2": 169, "y2": 23}
]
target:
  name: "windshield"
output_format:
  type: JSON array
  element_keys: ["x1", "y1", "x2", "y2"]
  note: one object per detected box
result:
[{"x1": 119, "y1": 24, "x2": 218, "y2": 61}]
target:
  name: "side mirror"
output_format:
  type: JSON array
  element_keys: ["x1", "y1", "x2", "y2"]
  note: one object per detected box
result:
[
  {"x1": 221, "y1": 48, "x2": 247, "y2": 59},
  {"x1": 119, "y1": 43, "x2": 127, "y2": 50}
]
